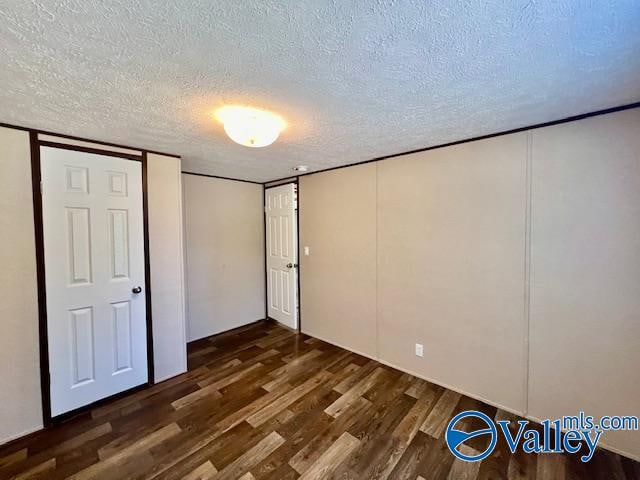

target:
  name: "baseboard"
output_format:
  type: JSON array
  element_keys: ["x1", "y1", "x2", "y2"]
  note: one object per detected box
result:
[
  {"x1": 300, "y1": 330, "x2": 526, "y2": 415},
  {"x1": 0, "y1": 424, "x2": 44, "y2": 447},
  {"x1": 186, "y1": 318, "x2": 266, "y2": 345},
  {"x1": 154, "y1": 368, "x2": 188, "y2": 384},
  {"x1": 301, "y1": 329, "x2": 378, "y2": 364},
  {"x1": 302, "y1": 329, "x2": 640, "y2": 463}
]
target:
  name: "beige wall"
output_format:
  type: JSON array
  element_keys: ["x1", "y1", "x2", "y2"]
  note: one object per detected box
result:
[
  {"x1": 301, "y1": 135, "x2": 528, "y2": 412},
  {"x1": 529, "y1": 108, "x2": 640, "y2": 459},
  {"x1": 0, "y1": 128, "x2": 187, "y2": 444},
  {"x1": 0, "y1": 127, "x2": 43, "y2": 443},
  {"x1": 298, "y1": 108, "x2": 640, "y2": 460},
  {"x1": 377, "y1": 133, "x2": 528, "y2": 412},
  {"x1": 182, "y1": 174, "x2": 265, "y2": 341},
  {"x1": 147, "y1": 153, "x2": 187, "y2": 382},
  {"x1": 299, "y1": 164, "x2": 377, "y2": 358}
]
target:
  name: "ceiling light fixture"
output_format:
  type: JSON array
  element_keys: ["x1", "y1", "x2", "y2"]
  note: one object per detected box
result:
[{"x1": 215, "y1": 106, "x2": 286, "y2": 148}]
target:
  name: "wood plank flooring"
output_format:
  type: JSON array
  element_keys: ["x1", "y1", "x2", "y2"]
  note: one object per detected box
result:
[{"x1": 1, "y1": 320, "x2": 638, "y2": 479}]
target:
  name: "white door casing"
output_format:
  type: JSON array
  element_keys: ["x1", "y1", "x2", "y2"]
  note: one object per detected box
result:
[
  {"x1": 265, "y1": 183, "x2": 298, "y2": 329},
  {"x1": 41, "y1": 147, "x2": 148, "y2": 416}
]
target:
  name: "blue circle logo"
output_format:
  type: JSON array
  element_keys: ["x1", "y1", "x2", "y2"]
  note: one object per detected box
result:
[{"x1": 445, "y1": 410, "x2": 497, "y2": 462}]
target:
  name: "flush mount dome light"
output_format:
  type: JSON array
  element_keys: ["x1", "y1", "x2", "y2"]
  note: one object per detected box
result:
[{"x1": 215, "y1": 106, "x2": 286, "y2": 148}]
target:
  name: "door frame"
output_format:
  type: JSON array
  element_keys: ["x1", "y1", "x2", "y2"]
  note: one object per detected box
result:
[
  {"x1": 264, "y1": 180, "x2": 301, "y2": 332},
  {"x1": 30, "y1": 133, "x2": 155, "y2": 425}
]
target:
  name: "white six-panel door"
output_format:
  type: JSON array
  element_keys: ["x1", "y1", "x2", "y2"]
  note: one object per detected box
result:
[
  {"x1": 40, "y1": 147, "x2": 148, "y2": 416},
  {"x1": 265, "y1": 183, "x2": 298, "y2": 329}
]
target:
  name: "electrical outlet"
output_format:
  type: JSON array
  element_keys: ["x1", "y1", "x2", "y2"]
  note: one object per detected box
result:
[{"x1": 415, "y1": 343, "x2": 424, "y2": 357}]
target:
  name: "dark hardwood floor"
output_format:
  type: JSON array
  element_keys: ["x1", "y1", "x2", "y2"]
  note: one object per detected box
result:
[{"x1": 1, "y1": 320, "x2": 638, "y2": 479}]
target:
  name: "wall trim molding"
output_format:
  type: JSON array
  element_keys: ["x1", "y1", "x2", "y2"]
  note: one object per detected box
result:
[
  {"x1": 0, "y1": 121, "x2": 181, "y2": 159},
  {"x1": 263, "y1": 101, "x2": 640, "y2": 184},
  {"x1": 141, "y1": 152, "x2": 156, "y2": 386},
  {"x1": 264, "y1": 177, "x2": 298, "y2": 188},
  {"x1": 39, "y1": 140, "x2": 142, "y2": 161},
  {"x1": 181, "y1": 171, "x2": 263, "y2": 185}
]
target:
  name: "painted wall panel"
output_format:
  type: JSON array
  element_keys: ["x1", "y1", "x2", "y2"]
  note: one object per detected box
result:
[
  {"x1": 147, "y1": 153, "x2": 188, "y2": 382},
  {"x1": 298, "y1": 135, "x2": 529, "y2": 413},
  {"x1": 182, "y1": 175, "x2": 265, "y2": 341},
  {"x1": 0, "y1": 127, "x2": 43, "y2": 443},
  {"x1": 299, "y1": 164, "x2": 377, "y2": 358},
  {"x1": 529, "y1": 108, "x2": 640, "y2": 458},
  {"x1": 377, "y1": 133, "x2": 528, "y2": 412}
]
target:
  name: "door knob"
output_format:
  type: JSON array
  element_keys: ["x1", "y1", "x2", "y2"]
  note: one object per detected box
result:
[
  {"x1": 132, "y1": 286, "x2": 142, "y2": 294},
  {"x1": 286, "y1": 263, "x2": 298, "y2": 269}
]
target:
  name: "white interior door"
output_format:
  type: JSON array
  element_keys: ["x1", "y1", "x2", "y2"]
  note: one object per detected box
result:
[
  {"x1": 265, "y1": 183, "x2": 298, "y2": 329},
  {"x1": 41, "y1": 146, "x2": 148, "y2": 416}
]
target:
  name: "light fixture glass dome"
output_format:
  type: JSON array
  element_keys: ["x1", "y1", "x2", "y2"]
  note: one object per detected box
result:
[{"x1": 216, "y1": 106, "x2": 286, "y2": 148}]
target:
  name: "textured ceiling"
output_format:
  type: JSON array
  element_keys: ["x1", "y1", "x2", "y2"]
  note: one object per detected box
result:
[{"x1": 1, "y1": 1, "x2": 639, "y2": 182}]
